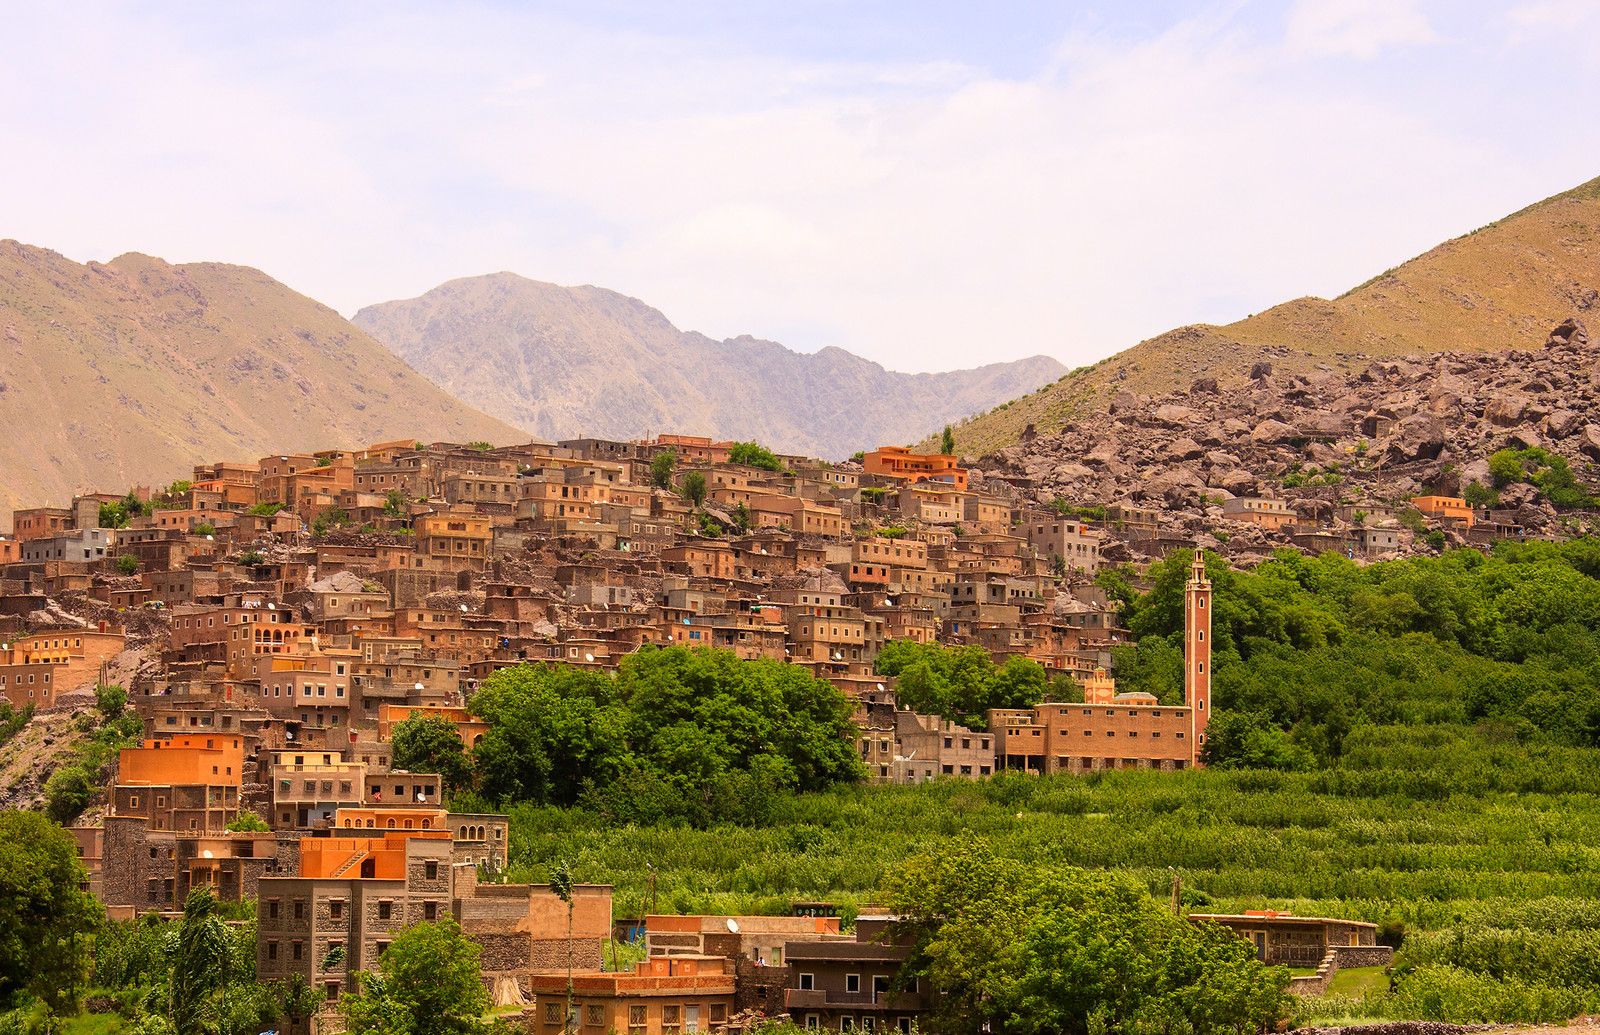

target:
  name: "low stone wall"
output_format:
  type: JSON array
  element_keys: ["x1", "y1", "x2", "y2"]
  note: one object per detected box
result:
[
  {"x1": 1287, "y1": 944, "x2": 1395, "y2": 996},
  {"x1": 1297, "y1": 1024, "x2": 1497, "y2": 1035}
]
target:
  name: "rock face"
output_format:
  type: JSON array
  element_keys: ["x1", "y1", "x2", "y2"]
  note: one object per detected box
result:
[
  {"x1": 354, "y1": 273, "x2": 1066, "y2": 460},
  {"x1": 976, "y1": 323, "x2": 1600, "y2": 560},
  {"x1": 0, "y1": 241, "x2": 521, "y2": 520}
]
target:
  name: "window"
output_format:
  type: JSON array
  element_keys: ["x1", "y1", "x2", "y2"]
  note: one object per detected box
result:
[
  {"x1": 424, "y1": 901, "x2": 438, "y2": 921},
  {"x1": 629, "y1": 1006, "x2": 648, "y2": 1029},
  {"x1": 377, "y1": 900, "x2": 392, "y2": 920},
  {"x1": 425, "y1": 861, "x2": 438, "y2": 879},
  {"x1": 545, "y1": 1003, "x2": 564, "y2": 1023},
  {"x1": 329, "y1": 899, "x2": 344, "y2": 919},
  {"x1": 873, "y1": 976, "x2": 889, "y2": 998},
  {"x1": 294, "y1": 901, "x2": 305, "y2": 920},
  {"x1": 806, "y1": 1017, "x2": 820, "y2": 1031},
  {"x1": 799, "y1": 973, "x2": 815, "y2": 991},
  {"x1": 842, "y1": 1019, "x2": 855, "y2": 1032},
  {"x1": 846, "y1": 974, "x2": 861, "y2": 994},
  {"x1": 587, "y1": 1006, "x2": 605, "y2": 1026},
  {"x1": 291, "y1": 941, "x2": 303, "y2": 961}
]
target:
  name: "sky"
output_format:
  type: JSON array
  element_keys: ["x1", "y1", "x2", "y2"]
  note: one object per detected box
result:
[{"x1": 3, "y1": 1, "x2": 1598, "y2": 373}]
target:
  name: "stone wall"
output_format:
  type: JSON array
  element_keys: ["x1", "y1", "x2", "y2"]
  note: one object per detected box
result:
[{"x1": 1288, "y1": 944, "x2": 1395, "y2": 996}]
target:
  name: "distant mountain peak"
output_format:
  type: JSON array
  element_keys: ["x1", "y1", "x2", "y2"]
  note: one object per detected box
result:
[{"x1": 353, "y1": 275, "x2": 1065, "y2": 457}]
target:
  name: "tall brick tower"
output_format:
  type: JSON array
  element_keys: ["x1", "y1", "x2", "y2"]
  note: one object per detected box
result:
[{"x1": 1184, "y1": 551, "x2": 1212, "y2": 765}]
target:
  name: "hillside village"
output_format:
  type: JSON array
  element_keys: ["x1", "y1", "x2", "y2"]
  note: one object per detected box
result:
[{"x1": 0, "y1": 409, "x2": 1568, "y2": 1030}]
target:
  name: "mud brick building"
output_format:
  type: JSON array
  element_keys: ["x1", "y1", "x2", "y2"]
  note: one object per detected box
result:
[
  {"x1": 1190, "y1": 911, "x2": 1386, "y2": 968},
  {"x1": 782, "y1": 917, "x2": 929, "y2": 1033},
  {"x1": 527, "y1": 955, "x2": 738, "y2": 1035},
  {"x1": 255, "y1": 831, "x2": 455, "y2": 1005}
]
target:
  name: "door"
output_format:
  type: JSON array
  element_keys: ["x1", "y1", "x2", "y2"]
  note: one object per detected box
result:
[
  {"x1": 685, "y1": 1006, "x2": 700, "y2": 1033},
  {"x1": 1250, "y1": 931, "x2": 1266, "y2": 961}
]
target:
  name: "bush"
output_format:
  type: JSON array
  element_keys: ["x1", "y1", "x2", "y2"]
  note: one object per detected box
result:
[{"x1": 114, "y1": 555, "x2": 140, "y2": 576}]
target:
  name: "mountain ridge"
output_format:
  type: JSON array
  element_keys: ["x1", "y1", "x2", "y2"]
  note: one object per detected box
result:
[
  {"x1": 0, "y1": 241, "x2": 521, "y2": 520},
  {"x1": 938, "y1": 175, "x2": 1600, "y2": 456},
  {"x1": 352, "y1": 273, "x2": 1066, "y2": 458}
]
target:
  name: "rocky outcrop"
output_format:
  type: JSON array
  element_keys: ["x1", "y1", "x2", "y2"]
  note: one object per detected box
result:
[{"x1": 977, "y1": 319, "x2": 1600, "y2": 562}]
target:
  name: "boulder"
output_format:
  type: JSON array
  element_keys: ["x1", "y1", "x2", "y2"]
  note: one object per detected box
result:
[
  {"x1": 1580, "y1": 424, "x2": 1600, "y2": 461},
  {"x1": 1163, "y1": 437, "x2": 1205, "y2": 461},
  {"x1": 1250, "y1": 419, "x2": 1296, "y2": 444}
]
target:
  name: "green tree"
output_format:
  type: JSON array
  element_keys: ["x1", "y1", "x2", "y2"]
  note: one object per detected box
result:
[
  {"x1": 115, "y1": 554, "x2": 141, "y2": 576},
  {"x1": 0, "y1": 812, "x2": 99, "y2": 1014},
  {"x1": 170, "y1": 887, "x2": 231, "y2": 1033},
  {"x1": 225, "y1": 810, "x2": 270, "y2": 833},
  {"x1": 683, "y1": 471, "x2": 708, "y2": 508},
  {"x1": 342, "y1": 919, "x2": 494, "y2": 1035},
  {"x1": 940, "y1": 425, "x2": 956, "y2": 456},
  {"x1": 383, "y1": 489, "x2": 409, "y2": 517},
  {"x1": 888, "y1": 836, "x2": 1289, "y2": 1035},
  {"x1": 650, "y1": 449, "x2": 678, "y2": 489},
  {"x1": 95, "y1": 683, "x2": 128, "y2": 720},
  {"x1": 391, "y1": 713, "x2": 473, "y2": 795},
  {"x1": 728, "y1": 441, "x2": 784, "y2": 472},
  {"x1": 874, "y1": 641, "x2": 1045, "y2": 730}
]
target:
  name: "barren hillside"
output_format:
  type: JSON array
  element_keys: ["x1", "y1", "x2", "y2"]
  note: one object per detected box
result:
[
  {"x1": 0, "y1": 243, "x2": 521, "y2": 522},
  {"x1": 941, "y1": 175, "x2": 1600, "y2": 455}
]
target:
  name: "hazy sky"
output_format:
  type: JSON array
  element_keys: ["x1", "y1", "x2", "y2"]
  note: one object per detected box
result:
[{"x1": 4, "y1": 1, "x2": 1598, "y2": 372}]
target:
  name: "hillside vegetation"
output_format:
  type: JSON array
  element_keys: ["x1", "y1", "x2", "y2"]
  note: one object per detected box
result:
[
  {"x1": 457, "y1": 539, "x2": 1600, "y2": 1024},
  {"x1": 0, "y1": 242, "x2": 520, "y2": 519},
  {"x1": 942, "y1": 175, "x2": 1600, "y2": 455}
]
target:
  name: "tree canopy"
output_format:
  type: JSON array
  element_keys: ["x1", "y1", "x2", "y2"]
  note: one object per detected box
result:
[
  {"x1": 0, "y1": 812, "x2": 99, "y2": 1015},
  {"x1": 469, "y1": 646, "x2": 864, "y2": 824},
  {"x1": 1113, "y1": 540, "x2": 1600, "y2": 767},
  {"x1": 874, "y1": 641, "x2": 1051, "y2": 730},
  {"x1": 391, "y1": 713, "x2": 473, "y2": 794},
  {"x1": 888, "y1": 835, "x2": 1289, "y2": 1035},
  {"x1": 729, "y1": 441, "x2": 784, "y2": 472},
  {"x1": 342, "y1": 919, "x2": 494, "y2": 1035}
]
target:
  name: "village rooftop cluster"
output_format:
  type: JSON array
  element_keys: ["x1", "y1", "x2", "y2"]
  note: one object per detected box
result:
[{"x1": 0, "y1": 432, "x2": 1410, "y2": 1030}]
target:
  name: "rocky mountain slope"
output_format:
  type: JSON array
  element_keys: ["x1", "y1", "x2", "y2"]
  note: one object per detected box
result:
[
  {"x1": 352, "y1": 274, "x2": 1065, "y2": 459},
  {"x1": 0, "y1": 243, "x2": 520, "y2": 519},
  {"x1": 944, "y1": 175, "x2": 1600, "y2": 455},
  {"x1": 976, "y1": 318, "x2": 1599, "y2": 562}
]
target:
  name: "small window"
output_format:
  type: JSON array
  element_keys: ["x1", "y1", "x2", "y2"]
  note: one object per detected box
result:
[{"x1": 799, "y1": 973, "x2": 815, "y2": 991}]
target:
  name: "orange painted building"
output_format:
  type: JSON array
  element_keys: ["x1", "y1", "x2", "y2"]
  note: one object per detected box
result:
[
  {"x1": 863, "y1": 446, "x2": 968, "y2": 491},
  {"x1": 298, "y1": 828, "x2": 452, "y2": 880},
  {"x1": 376, "y1": 703, "x2": 489, "y2": 747},
  {"x1": 119, "y1": 734, "x2": 247, "y2": 786},
  {"x1": 1411, "y1": 495, "x2": 1475, "y2": 528},
  {"x1": 527, "y1": 955, "x2": 737, "y2": 1035}
]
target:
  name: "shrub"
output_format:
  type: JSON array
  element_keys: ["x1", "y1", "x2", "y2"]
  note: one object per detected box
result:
[{"x1": 114, "y1": 555, "x2": 140, "y2": 576}]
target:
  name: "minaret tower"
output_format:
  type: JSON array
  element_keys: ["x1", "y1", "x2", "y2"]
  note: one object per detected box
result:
[{"x1": 1184, "y1": 551, "x2": 1212, "y2": 766}]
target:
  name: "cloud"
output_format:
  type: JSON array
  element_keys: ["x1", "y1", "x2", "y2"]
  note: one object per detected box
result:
[
  {"x1": 0, "y1": 3, "x2": 1592, "y2": 377},
  {"x1": 1285, "y1": 0, "x2": 1437, "y2": 59}
]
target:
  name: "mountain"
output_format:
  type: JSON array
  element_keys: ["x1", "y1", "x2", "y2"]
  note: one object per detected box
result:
[
  {"x1": 351, "y1": 275, "x2": 1066, "y2": 459},
  {"x1": 0, "y1": 242, "x2": 520, "y2": 519},
  {"x1": 941, "y1": 175, "x2": 1600, "y2": 455}
]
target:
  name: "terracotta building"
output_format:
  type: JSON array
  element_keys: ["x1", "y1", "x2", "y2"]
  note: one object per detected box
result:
[{"x1": 527, "y1": 955, "x2": 738, "y2": 1035}]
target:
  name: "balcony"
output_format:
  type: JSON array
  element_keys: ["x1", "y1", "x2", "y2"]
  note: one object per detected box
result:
[{"x1": 784, "y1": 990, "x2": 920, "y2": 1011}]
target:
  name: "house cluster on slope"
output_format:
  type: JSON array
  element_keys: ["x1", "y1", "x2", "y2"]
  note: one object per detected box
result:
[{"x1": 0, "y1": 433, "x2": 1234, "y2": 1030}]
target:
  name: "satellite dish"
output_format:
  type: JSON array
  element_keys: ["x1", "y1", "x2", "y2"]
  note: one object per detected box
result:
[
  {"x1": 876, "y1": 683, "x2": 885, "y2": 692},
  {"x1": 585, "y1": 653, "x2": 595, "y2": 663},
  {"x1": 205, "y1": 535, "x2": 214, "y2": 542},
  {"x1": 682, "y1": 618, "x2": 691, "y2": 625},
  {"x1": 459, "y1": 604, "x2": 469, "y2": 613},
  {"x1": 202, "y1": 849, "x2": 214, "y2": 859},
  {"x1": 267, "y1": 603, "x2": 276, "y2": 611},
  {"x1": 285, "y1": 731, "x2": 294, "y2": 741},
  {"x1": 414, "y1": 682, "x2": 425, "y2": 691},
  {"x1": 416, "y1": 792, "x2": 427, "y2": 802},
  {"x1": 726, "y1": 918, "x2": 740, "y2": 934}
]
